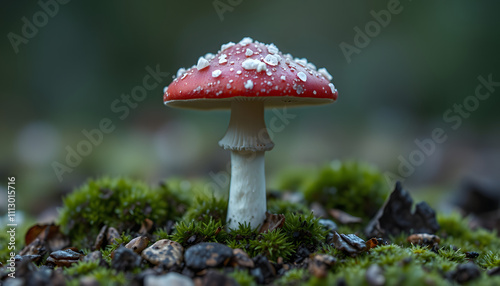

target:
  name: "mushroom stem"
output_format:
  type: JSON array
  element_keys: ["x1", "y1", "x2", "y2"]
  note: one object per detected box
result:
[
  {"x1": 219, "y1": 100, "x2": 274, "y2": 230},
  {"x1": 227, "y1": 150, "x2": 266, "y2": 230}
]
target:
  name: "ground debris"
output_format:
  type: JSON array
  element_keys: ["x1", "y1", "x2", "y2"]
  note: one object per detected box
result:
[
  {"x1": 20, "y1": 223, "x2": 69, "y2": 262},
  {"x1": 259, "y1": 212, "x2": 285, "y2": 233},
  {"x1": 365, "y1": 181, "x2": 439, "y2": 238},
  {"x1": 329, "y1": 209, "x2": 362, "y2": 224},
  {"x1": 407, "y1": 233, "x2": 440, "y2": 247},
  {"x1": 330, "y1": 232, "x2": 368, "y2": 257},
  {"x1": 308, "y1": 254, "x2": 336, "y2": 278}
]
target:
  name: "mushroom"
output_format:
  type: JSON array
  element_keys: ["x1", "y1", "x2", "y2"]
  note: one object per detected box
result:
[{"x1": 164, "y1": 37, "x2": 338, "y2": 230}]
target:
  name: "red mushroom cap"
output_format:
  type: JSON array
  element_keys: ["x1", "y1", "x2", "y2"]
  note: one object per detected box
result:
[{"x1": 164, "y1": 37, "x2": 338, "y2": 110}]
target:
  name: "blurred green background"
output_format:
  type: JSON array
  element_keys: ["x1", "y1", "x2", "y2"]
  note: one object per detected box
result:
[{"x1": 1, "y1": 0, "x2": 499, "y2": 219}]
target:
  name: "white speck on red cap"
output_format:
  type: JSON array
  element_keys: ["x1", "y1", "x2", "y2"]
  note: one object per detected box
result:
[
  {"x1": 212, "y1": 70, "x2": 222, "y2": 78},
  {"x1": 197, "y1": 57, "x2": 210, "y2": 70},
  {"x1": 164, "y1": 37, "x2": 338, "y2": 109}
]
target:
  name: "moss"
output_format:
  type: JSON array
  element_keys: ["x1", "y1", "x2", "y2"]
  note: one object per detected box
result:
[
  {"x1": 226, "y1": 222, "x2": 259, "y2": 252},
  {"x1": 382, "y1": 262, "x2": 449, "y2": 286},
  {"x1": 65, "y1": 264, "x2": 126, "y2": 286},
  {"x1": 273, "y1": 167, "x2": 316, "y2": 192},
  {"x1": 227, "y1": 269, "x2": 257, "y2": 286},
  {"x1": 12, "y1": 161, "x2": 500, "y2": 284},
  {"x1": 58, "y1": 177, "x2": 185, "y2": 248},
  {"x1": 248, "y1": 229, "x2": 294, "y2": 261},
  {"x1": 267, "y1": 199, "x2": 309, "y2": 215},
  {"x1": 283, "y1": 212, "x2": 328, "y2": 248},
  {"x1": 0, "y1": 218, "x2": 35, "y2": 263},
  {"x1": 152, "y1": 226, "x2": 170, "y2": 240},
  {"x1": 182, "y1": 195, "x2": 227, "y2": 224},
  {"x1": 438, "y1": 246, "x2": 467, "y2": 263},
  {"x1": 438, "y1": 212, "x2": 500, "y2": 253},
  {"x1": 170, "y1": 218, "x2": 227, "y2": 248},
  {"x1": 90, "y1": 268, "x2": 127, "y2": 285},
  {"x1": 477, "y1": 251, "x2": 500, "y2": 269},
  {"x1": 274, "y1": 268, "x2": 309, "y2": 286},
  {"x1": 64, "y1": 260, "x2": 100, "y2": 276},
  {"x1": 0, "y1": 227, "x2": 16, "y2": 264},
  {"x1": 100, "y1": 232, "x2": 132, "y2": 264},
  {"x1": 281, "y1": 161, "x2": 388, "y2": 219}
]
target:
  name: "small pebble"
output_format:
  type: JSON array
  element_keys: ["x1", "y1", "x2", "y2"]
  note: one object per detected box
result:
[
  {"x1": 465, "y1": 251, "x2": 479, "y2": 259},
  {"x1": 141, "y1": 239, "x2": 184, "y2": 267},
  {"x1": 365, "y1": 264, "x2": 385, "y2": 286},
  {"x1": 407, "y1": 233, "x2": 440, "y2": 246},
  {"x1": 318, "y1": 219, "x2": 338, "y2": 233},
  {"x1": 449, "y1": 262, "x2": 481, "y2": 283},
  {"x1": 106, "y1": 227, "x2": 120, "y2": 245},
  {"x1": 185, "y1": 242, "x2": 233, "y2": 271},
  {"x1": 331, "y1": 232, "x2": 368, "y2": 257},
  {"x1": 93, "y1": 225, "x2": 107, "y2": 250},
  {"x1": 125, "y1": 236, "x2": 150, "y2": 254},
  {"x1": 111, "y1": 246, "x2": 142, "y2": 271},
  {"x1": 201, "y1": 270, "x2": 238, "y2": 286},
  {"x1": 46, "y1": 249, "x2": 83, "y2": 267},
  {"x1": 144, "y1": 272, "x2": 194, "y2": 286},
  {"x1": 252, "y1": 254, "x2": 276, "y2": 283},
  {"x1": 83, "y1": 251, "x2": 102, "y2": 263},
  {"x1": 231, "y1": 249, "x2": 254, "y2": 268}
]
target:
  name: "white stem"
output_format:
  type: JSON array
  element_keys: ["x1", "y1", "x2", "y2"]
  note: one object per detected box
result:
[
  {"x1": 219, "y1": 100, "x2": 274, "y2": 230},
  {"x1": 226, "y1": 150, "x2": 266, "y2": 230}
]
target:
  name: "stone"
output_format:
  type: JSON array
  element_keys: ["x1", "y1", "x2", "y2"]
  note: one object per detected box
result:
[
  {"x1": 201, "y1": 270, "x2": 238, "y2": 286},
  {"x1": 106, "y1": 227, "x2": 120, "y2": 245},
  {"x1": 144, "y1": 272, "x2": 194, "y2": 286},
  {"x1": 111, "y1": 246, "x2": 142, "y2": 271},
  {"x1": 365, "y1": 264, "x2": 385, "y2": 286},
  {"x1": 331, "y1": 232, "x2": 368, "y2": 257},
  {"x1": 125, "y1": 236, "x2": 150, "y2": 254},
  {"x1": 185, "y1": 242, "x2": 233, "y2": 271},
  {"x1": 83, "y1": 250, "x2": 102, "y2": 263},
  {"x1": 252, "y1": 254, "x2": 276, "y2": 284},
  {"x1": 46, "y1": 249, "x2": 83, "y2": 267},
  {"x1": 407, "y1": 233, "x2": 440, "y2": 247},
  {"x1": 318, "y1": 219, "x2": 338, "y2": 233},
  {"x1": 141, "y1": 239, "x2": 184, "y2": 267},
  {"x1": 93, "y1": 225, "x2": 107, "y2": 250},
  {"x1": 449, "y1": 262, "x2": 481, "y2": 284},
  {"x1": 231, "y1": 248, "x2": 254, "y2": 268}
]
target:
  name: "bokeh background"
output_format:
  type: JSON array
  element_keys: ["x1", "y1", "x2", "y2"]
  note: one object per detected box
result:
[{"x1": 1, "y1": 0, "x2": 499, "y2": 220}]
